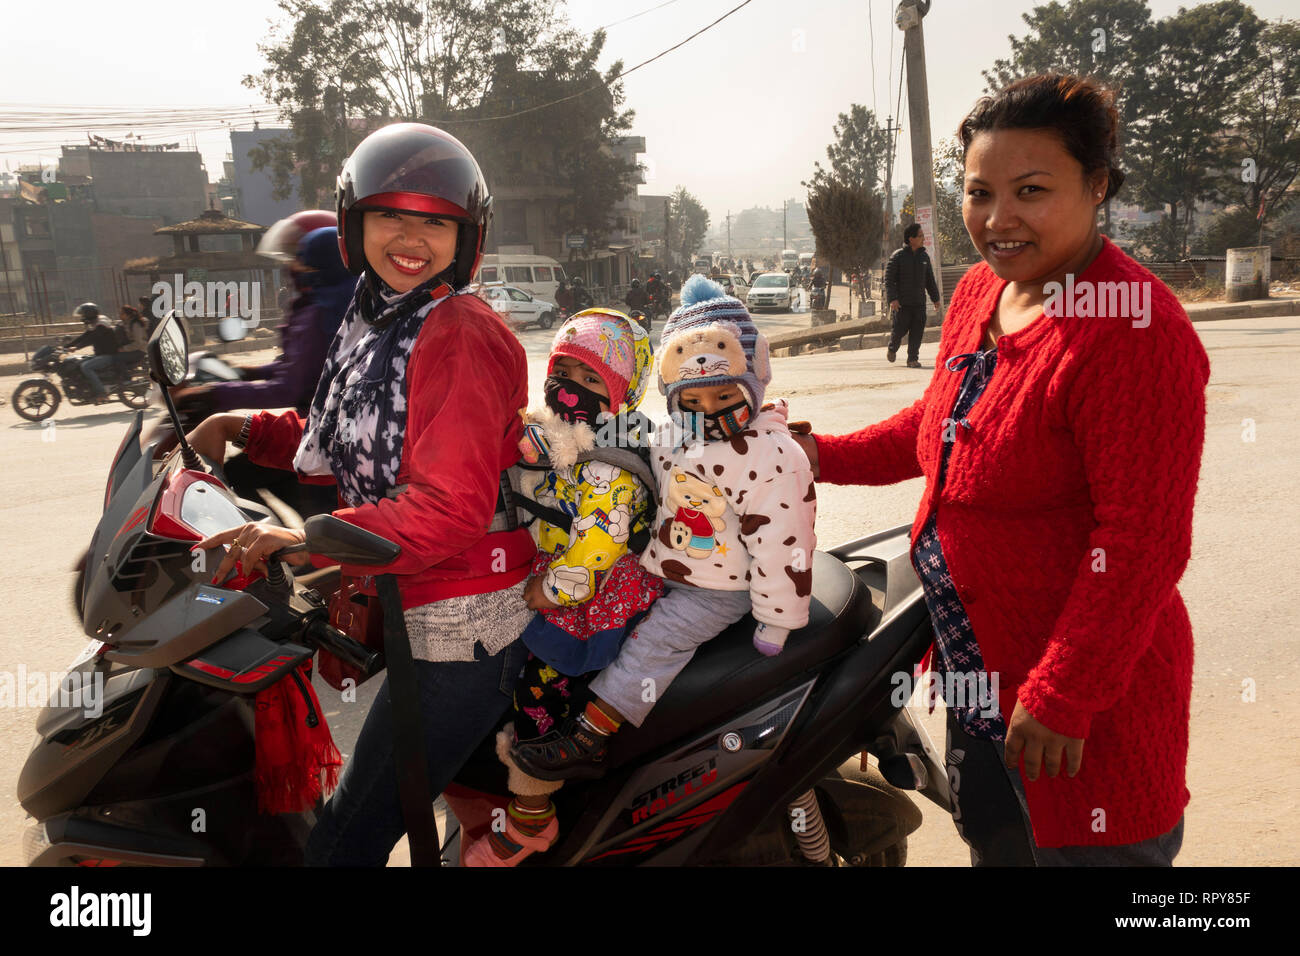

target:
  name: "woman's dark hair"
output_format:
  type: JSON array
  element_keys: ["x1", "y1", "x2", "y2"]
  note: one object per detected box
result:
[
  {"x1": 903, "y1": 223, "x2": 922, "y2": 241},
  {"x1": 958, "y1": 73, "x2": 1125, "y2": 201}
]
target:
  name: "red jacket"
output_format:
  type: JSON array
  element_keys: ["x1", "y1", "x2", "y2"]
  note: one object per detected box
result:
[
  {"x1": 244, "y1": 292, "x2": 536, "y2": 609},
  {"x1": 815, "y1": 238, "x2": 1208, "y2": 847}
]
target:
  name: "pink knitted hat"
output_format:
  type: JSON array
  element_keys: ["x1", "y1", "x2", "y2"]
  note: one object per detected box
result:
[{"x1": 547, "y1": 309, "x2": 636, "y2": 413}]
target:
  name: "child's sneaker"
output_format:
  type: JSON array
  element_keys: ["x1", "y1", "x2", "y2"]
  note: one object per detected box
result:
[{"x1": 510, "y1": 716, "x2": 610, "y2": 780}]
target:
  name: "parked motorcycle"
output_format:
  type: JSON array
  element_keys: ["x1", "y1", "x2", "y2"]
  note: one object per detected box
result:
[
  {"x1": 11, "y1": 346, "x2": 150, "y2": 422},
  {"x1": 20, "y1": 312, "x2": 951, "y2": 867}
]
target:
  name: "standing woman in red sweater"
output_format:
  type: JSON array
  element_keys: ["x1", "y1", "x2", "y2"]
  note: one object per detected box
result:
[
  {"x1": 188, "y1": 124, "x2": 536, "y2": 865},
  {"x1": 795, "y1": 75, "x2": 1209, "y2": 865}
]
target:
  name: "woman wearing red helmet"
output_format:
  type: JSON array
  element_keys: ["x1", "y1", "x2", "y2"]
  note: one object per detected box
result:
[{"x1": 189, "y1": 123, "x2": 536, "y2": 865}]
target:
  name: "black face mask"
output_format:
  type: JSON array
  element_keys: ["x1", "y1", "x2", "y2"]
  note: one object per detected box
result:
[
  {"x1": 687, "y1": 399, "x2": 752, "y2": 442},
  {"x1": 544, "y1": 375, "x2": 608, "y2": 426}
]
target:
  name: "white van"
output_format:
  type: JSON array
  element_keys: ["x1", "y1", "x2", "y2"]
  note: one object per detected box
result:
[{"x1": 476, "y1": 254, "x2": 568, "y2": 301}]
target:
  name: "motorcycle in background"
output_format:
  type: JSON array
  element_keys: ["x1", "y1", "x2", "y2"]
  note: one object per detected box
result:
[{"x1": 11, "y1": 346, "x2": 150, "y2": 422}]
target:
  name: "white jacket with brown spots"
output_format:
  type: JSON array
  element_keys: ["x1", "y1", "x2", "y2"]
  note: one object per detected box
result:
[{"x1": 641, "y1": 399, "x2": 817, "y2": 631}]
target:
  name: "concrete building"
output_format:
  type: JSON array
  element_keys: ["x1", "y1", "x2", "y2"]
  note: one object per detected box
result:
[
  {"x1": 229, "y1": 128, "x2": 307, "y2": 226},
  {"x1": 59, "y1": 144, "x2": 208, "y2": 223},
  {"x1": 0, "y1": 216, "x2": 27, "y2": 314}
]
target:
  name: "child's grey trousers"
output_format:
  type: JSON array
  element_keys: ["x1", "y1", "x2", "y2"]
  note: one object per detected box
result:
[{"x1": 589, "y1": 582, "x2": 752, "y2": 726}]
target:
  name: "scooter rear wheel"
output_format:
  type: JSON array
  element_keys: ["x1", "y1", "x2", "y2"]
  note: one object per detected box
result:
[
  {"x1": 117, "y1": 379, "x2": 150, "y2": 410},
  {"x1": 12, "y1": 379, "x2": 60, "y2": 422}
]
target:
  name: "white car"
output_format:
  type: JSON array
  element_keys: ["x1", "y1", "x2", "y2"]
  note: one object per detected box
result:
[
  {"x1": 476, "y1": 284, "x2": 559, "y2": 331},
  {"x1": 746, "y1": 272, "x2": 795, "y2": 312},
  {"x1": 713, "y1": 273, "x2": 750, "y2": 303}
]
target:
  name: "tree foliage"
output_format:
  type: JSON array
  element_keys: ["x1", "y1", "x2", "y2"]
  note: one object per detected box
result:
[
  {"x1": 1123, "y1": 1, "x2": 1264, "y2": 258},
  {"x1": 1216, "y1": 19, "x2": 1300, "y2": 237},
  {"x1": 806, "y1": 179, "x2": 883, "y2": 279},
  {"x1": 664, "y1": 186, "x2": 709, "y2": 271},
  {"x1": 803, "y1": 104, "x2": 891, "y2": 196},
  {"x1": 242, "y1": 0, "x2": 638, "y2": 249}
]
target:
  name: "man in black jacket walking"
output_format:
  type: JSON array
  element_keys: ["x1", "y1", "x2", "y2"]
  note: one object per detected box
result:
[{"x1": 885, "y1": 223, "x2": 942, "y2": 368}]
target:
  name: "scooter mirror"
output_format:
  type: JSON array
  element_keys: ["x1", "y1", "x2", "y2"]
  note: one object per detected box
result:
[
  {"x1": 148, "y1": 312, "x2": 190, "y2": 387},
  {"x1": 217, "y1": 315, "x2": 247, "y2": 343},
  {"x1": 303, "y1": 514, "x2": 401, "y2": 566}
]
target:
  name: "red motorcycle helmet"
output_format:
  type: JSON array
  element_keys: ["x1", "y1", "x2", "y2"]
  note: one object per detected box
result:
[
  {"x1": 256, "y1": 209, "x2": 338, "y2": 261},
  {"x1": 335, "y1": 123, "x2": 492, "y2": 287}
]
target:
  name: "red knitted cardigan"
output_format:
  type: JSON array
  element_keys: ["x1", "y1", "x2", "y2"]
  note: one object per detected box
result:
[{"x1": 815, "y1": 237, "x2": 1209, "y2": 847}]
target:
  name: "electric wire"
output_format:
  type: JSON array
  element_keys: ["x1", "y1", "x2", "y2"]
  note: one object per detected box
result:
[{"x1": 598, "y1": 0, "x2": 684, "y2": 31}]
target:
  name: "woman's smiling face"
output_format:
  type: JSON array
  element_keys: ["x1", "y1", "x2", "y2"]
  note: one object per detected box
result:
[
  {"x1": 362, "y1": 209, "x2": 458, "y2": 292},
  {"x1": 962, "y1": 127, "x2": 1106, "y2": 287}
]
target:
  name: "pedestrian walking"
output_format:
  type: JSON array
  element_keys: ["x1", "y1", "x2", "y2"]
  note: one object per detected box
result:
[{"x1": 886, "y1": 223, "x2": 942, "y2": 367}]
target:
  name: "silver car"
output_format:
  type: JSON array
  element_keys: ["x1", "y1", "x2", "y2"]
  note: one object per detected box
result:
[{"x1": 746, "y1": 272, "x2": 794, "y2": 312}]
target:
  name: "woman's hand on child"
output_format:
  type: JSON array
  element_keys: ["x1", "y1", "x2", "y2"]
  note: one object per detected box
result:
[
  {"x1": 1004, "y1": 700, "x2": 1085, "y2": 781},
  {"x1": 524, "y1": 575, "x2": 561, "y2": 611}
]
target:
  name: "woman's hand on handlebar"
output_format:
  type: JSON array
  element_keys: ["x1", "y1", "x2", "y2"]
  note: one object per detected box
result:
[
  {"x1": 193, "y1": 520, "x2": 312, "y2": 586},
  {"x1": 185, "y1": 412, "x2": 247, "y2": 464}
]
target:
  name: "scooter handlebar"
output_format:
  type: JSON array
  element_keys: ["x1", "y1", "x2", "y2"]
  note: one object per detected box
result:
[{"x1": 304, "y1": 617, "x2": 383, "y2": 678}]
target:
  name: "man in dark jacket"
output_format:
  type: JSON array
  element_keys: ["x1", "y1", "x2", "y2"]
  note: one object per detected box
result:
[
  {"x1": 624, "y1": 278, "x2": 648, "y2": 311},
  {"x1": 63, "y1": 303, "x2": 119, "y2": 402},
  {"x1": 885, "y1": 223, "x2": 942, "y2": 368}
]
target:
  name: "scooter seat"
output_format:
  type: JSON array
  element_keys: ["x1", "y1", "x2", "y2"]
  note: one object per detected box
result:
[{"x1": 608, "y1": 550, "x2": 876, "y2": 766}]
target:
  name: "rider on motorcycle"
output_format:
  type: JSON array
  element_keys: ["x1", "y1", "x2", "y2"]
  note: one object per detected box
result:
[
  {"x1": 169, "y1": 225, "x2": 353, "y2": 418},
  {"x1": 646, "y1": 272, "x2": 670, "y2": 315},
  {"x1": 62, "y1": 303, "x2": 120, "y2": 404},
  {"x1": 571, "y1": 275, "x2": 594, "y2": 311},
  {"x1": 624, "y1": 277, "x2": 648, "y2": 312}
]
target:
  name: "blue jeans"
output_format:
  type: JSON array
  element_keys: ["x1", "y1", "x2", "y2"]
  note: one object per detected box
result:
[
  {"x1": 305, "y1": 638, "x2": 529, "y2": 866},
  {"x1": 80, "y1": 355, "x2": 117, "y2": 396}
]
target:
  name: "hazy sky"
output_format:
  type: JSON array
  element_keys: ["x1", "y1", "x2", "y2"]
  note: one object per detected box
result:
[{"x1": 1, "y1": 0, "x2": 1293, "y2": 227}]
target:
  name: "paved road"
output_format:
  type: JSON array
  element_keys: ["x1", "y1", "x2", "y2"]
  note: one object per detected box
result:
[{"x1": 1, "y1": 311, "x2": 1295, "y2": 866}]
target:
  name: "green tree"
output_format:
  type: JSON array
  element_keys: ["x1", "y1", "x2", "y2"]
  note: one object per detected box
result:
[
  {"x1": 242, "y1": 0, "x2": 632, "y2": 228},
  {"x1": 806, "y1": 179, "x2": 883, "y2": 281},
  {"x1": 1215, "y1": 19, "x2": 1300, "y2": 244},
  {"x1": 1123, "y1": 1, "x2": 1264, "y2": 258},
  {"x1": 802, "y1": 104, "x2": 891, "y2": 195},
  {"x1": 665, "y1": 186, "x2": 709, "y2": 272}
]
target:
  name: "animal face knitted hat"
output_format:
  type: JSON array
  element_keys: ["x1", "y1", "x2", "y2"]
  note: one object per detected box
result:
[
  {"x1": 658, "y1": 274, "x2": 771, "y2": 413},
  {"x1": 548, "y1": 308, "x2": 654, "y2": 415}
]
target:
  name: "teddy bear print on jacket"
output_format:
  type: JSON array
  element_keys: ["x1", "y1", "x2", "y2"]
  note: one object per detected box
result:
[{"x1": 642, "y1": 399, "x2": 817, "y2": 633}]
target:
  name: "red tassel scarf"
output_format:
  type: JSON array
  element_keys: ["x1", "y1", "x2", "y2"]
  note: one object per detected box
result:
[{"x1": 254, "y1": 661, "x2": 343, "y2": 815}]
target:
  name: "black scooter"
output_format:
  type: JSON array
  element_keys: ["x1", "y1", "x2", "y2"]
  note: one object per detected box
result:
[
  {"x1": 11, "y1": 346, "x2": 150, "y2": 422},
  {"x1": 19, "y1": 313, "x2": 952, "y2": 866}
]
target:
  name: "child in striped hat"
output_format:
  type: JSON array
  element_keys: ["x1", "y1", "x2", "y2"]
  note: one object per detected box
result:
[{"x1": 510, "y1": 275, "x2": 818, "y2": 781}]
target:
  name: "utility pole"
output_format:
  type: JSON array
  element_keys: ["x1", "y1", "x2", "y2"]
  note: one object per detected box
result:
[
  {"x1": 726, "y1": 210, "x2": 732, "y2": 261},
  {"x1": 880, "y1": 115, "x2": 901, "y2": 308},
  {"x1": 896, "y1": 0, "x2": 945, "y2": 314},
  {"x1": 782, "y1": 199, "x2": 788, "y2": 250}
]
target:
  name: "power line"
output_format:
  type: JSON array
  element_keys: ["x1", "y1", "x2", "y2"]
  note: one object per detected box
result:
[
  {"x1": 440, "y1": 0, "x2": 757, "y2": 124},
  {"x1": 598, "y1": 0, "x2": 684, "y2": 31},
  {"x1": 868, "y1": 0, "x2": 878, "y2": 116}
]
